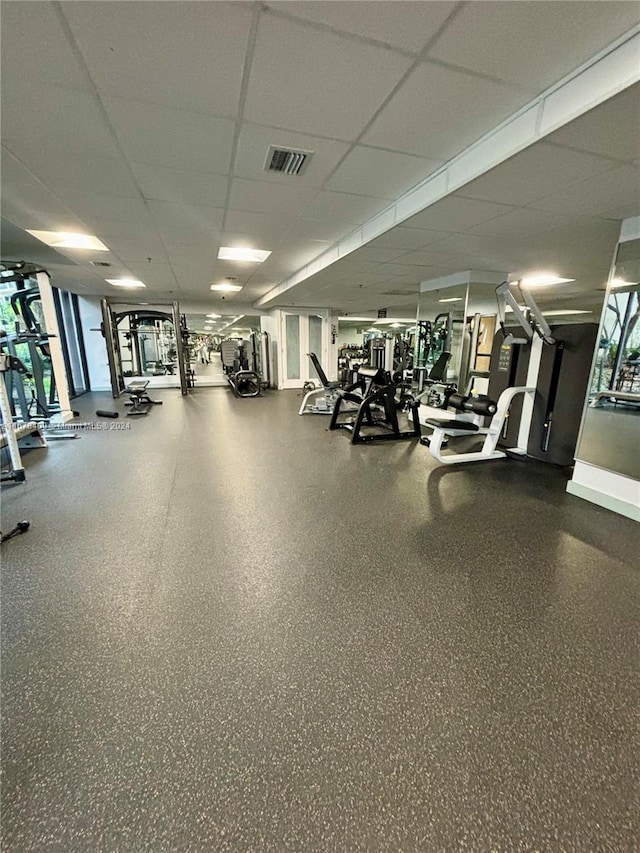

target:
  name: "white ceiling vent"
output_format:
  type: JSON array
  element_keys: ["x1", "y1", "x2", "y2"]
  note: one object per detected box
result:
[{"x1": 264, "y1": 146, "x2": 313, "y2": 176}]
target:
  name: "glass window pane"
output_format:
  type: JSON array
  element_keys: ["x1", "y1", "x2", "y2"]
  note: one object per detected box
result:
[
  {"x1": 308, "y1": 316, "x2": 322, "y2": 377},
  {"x1": 285, "y1": 314, "x2": 300, "y2": 379}
]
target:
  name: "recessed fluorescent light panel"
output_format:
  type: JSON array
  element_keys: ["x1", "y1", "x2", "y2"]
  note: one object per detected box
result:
[
  {"x1": 217, "y1": 247, "x2": 271, "y2": 262},
  {"x1": 206, "y1": 313, "x2": 221, "y2": 319},
  {"x1": 517, "y1": 274, "x2": 575, "y2": 287},
  {"x1": 438, "y1": 297, "x2": 463, "y2": 303},
  {"x1": 27, "y1": 230, "x2": 109, "y2": 251},
  {"x1": 210, "y1": 283, "x2": 243, "y2": 293},
  {"x1": 106, "y1": 278, "x2": 146, "y2": 288}
]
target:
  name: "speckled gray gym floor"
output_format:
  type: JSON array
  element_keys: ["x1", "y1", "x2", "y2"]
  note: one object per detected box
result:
[{"x1": 1, "y1": 388, "x2": 638, "y2": 852}]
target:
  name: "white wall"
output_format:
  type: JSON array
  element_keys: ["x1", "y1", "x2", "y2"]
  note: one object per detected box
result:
[{"x1": 78, "y1": 296, "x2": 111, "y2": 391}]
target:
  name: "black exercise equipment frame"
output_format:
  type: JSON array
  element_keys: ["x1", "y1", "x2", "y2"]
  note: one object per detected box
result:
[{"x1": 330, "y1": 366, "x2": 421, "y2": 445}]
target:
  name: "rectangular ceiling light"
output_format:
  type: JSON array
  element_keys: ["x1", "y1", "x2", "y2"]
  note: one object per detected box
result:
[
  {"x1": 541, "y1": 309, "x2": 592, "y2": 316},
  {"x1": 438, "y1": 297, "x2": 463, "y2": 303},
  {"x1": 217, "y1": 247, "x2": 271, "y2": 262},
  {"x1": 27, "y1": 230, "x2": 109, "y2": 251},
  {"x1": 106, "y1": 278, "x2": 146, "y2": 288},
  {"x1": 518, "y1": 274, "x2": 575, "y2": 287},
  {"x1": 211, "y1": 283, "x2": 243, "y2": 292}
]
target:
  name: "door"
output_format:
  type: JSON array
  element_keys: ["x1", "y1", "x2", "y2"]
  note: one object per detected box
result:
[{"x1": 280, "y1": 311, "x2": 328, "y2": 389}]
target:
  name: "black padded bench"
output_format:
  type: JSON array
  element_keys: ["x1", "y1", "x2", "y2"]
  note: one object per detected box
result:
[{"x1": 124, "y1": 381, "x2": 163, "y2": 416}]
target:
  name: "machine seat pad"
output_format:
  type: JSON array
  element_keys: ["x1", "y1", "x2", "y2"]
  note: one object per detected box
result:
[
  {"x1": 425, "y1": 418, "x2": 479, "y2": 432},
  {"x1": 126, "y1": 381, "x2": 149, "y2": 392},
  {"x1": 337, "y1": 390, "x2": 363, "y2": 404}
]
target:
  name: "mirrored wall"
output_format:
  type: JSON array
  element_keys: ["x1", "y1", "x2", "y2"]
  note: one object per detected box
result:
[
  {"x1": 337, "y1": 314, "x2": 417, "y2": 385},
  {"x1": 112, "y1": 306, "x2": 262, "y2": 388},
  {"x1": 414, "y1": 284, "x2": 468, "y2": 394},
  {"x1": 574, "y1": 237, "x2": 640, "y2": 479}
]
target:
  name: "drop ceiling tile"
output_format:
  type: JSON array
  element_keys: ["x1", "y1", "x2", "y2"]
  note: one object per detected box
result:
[
  {"x1": 366, "y1": 226, "x2": 450, "y2": 251},
  {"x1": 467, "y1": 207, "x2": 580, "y2": 239},
  {"x1": 358, "y1": 246, "x2": 409, "y2": 264},
  {"x1": 283, "y1": 218, "x2": 348, "y2": 244},
  {"x1": 428, "y1": 1, "x2": 640, "y2": 93},
  {"x1": 363, "y1": 62, "x2": 531, "y2": 160},
  {"x1": 377, "y1": 261, "x2": 456, "y2": 276},
  {"x1": 544, "y1": 83, "x2": 640, "y2": 164},
  {"x1": 103, "y1": 97, "x2": 235, "y2": 173},
  {"x1": 130, "y1": 163, "x2": 228, "y2": 207},
  {"x1": 389, "y1": 249, "x2": 460, "y2": 267},
  {"x1": 1, "y1": 149, "x2": 42, "y2": 188},
  {"x1": 1, "y1": 83, "x2": 119, "y2": 159},
  {"x1": 124, "y1": 262, "x2": 178, "y2": 289},
  {"x1": 1, "y1": 183, "x2": 77, "y2": 223},
  {"x1": 228, "y1": 178, "x2": 317, "y2": 215},
  {"x1": 457, "y1": 142, "x2": 617, "y2": 206},
  {"x1": 327, "y1": 146, "x2": 441, "y2": 199},
  {"x1": 3, "y1": 149, "x2": 140, "y2": 198},
  {"x1": 83, "y1": 216, "x2": 159, "y2": 242},
  {"x1": 245, "y1": 14, "x2": 412, "y2": 140},
  {"x1": 267, "y1": 1, "x2": 457, "y2": 53},
  {"x1": 403, "y1": 197, "x2": 514, "y2": 232},
  {"x1": 304, "y1": 191, "x2": 389, "y2": 223},
  {"x1": 1, "y1": 2, "x2": 92, "y2": 91},
  {"x1": 50, "y1": 191, "x2": 151, "y2": 226},
  {"x1": 234, "y1": 124, "x2": 351, "y2": 187},
  {"x1": 105, "y1": 237, "x2": 169, "y2": 263},
  {"x1": 62, "y1": 1, "x2": 252, "y2": 116},
  {"x1": 146, "y1": 200, "x2": 225, "y2": 243},
  {"x1": 527, "y1": 164, "x2": 640, "y2": 218},
  {"x1": 223, "y1": 211, "x2": 298, "y2": 244}
]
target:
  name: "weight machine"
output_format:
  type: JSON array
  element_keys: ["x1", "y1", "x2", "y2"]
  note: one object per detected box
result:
[
  {"x1": 220, "y1": 332, "x2": 270, "y2": 398},
  {"x1": 420, "y1": 280, "x2": 568, "y2": 465},
  {"x1": 330, "y1": 366, "x2": 421, "y2": 444}
]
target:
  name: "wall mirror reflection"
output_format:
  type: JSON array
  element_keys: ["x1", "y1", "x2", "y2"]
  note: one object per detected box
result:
[
  {"x1": 413, "y1": 284, "x2": 468, "y2": 400},
  {"x1": 337, "y1": 315, "x2": 417, "y2": 386},
  {"x1": 574, "y1": 237, "x2": 640, "y2": 479},
  {"x1": 185, "y1": 313, "x2": 262, "y2": 387},
  {"x1": 112, "y1": 307, "x2": 262, "y2": 388}
]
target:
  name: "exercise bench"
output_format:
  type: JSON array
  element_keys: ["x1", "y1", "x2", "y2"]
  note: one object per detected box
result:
[{"x1": 124, "y1": 381, "x2": 163, "y2": 416}]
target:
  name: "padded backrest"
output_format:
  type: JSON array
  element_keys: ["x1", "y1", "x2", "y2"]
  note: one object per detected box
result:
[
  {"x1": 307, "y1": 352, "x2": 329, "y2": 388},
  {"x1": 220, "y1": 339, "x2": 239, "y2": 368},
  {"x1": 358, "y1": 366, "x2": 387, "y2": 384},
  {"x1": 429, "y1": 351, "x2": 451, "y2": 381}
]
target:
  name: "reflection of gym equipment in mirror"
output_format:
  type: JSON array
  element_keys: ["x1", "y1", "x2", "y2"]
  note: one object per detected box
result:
[
  {"x1": 220, "y1": 332, "x2": 271, "y2": 398},
  {"x1": 571, "y1": 233, "x2": 640, "y2": 487},
  {"x1": 0, "y1": 351, "x2": 47, "y2": 483},
  {"x1": 97, "y1": 300, "x2": 189, "y2": 397},
  {"x1": 1, "y1": 268, "x2": 71, "y2": 422},
  {"x1": 114, "y1": 310, "x2": 177, "y2": 378},
  {"x1": 589, "y1": 287, "x2": 640, "y2": 409},
  {"x1": 1, "y1": 265, "x2": 80, "y2": 470}
]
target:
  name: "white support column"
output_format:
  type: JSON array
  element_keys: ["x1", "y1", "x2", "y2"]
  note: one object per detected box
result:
[{"x1": 36, "y1": 272, "x2": 73, "y2": 422}]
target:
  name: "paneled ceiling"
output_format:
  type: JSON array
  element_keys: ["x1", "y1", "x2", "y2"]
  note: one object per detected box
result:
[{"x1": 1, "y1": 1, "x2": 639, "y2": 315}]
